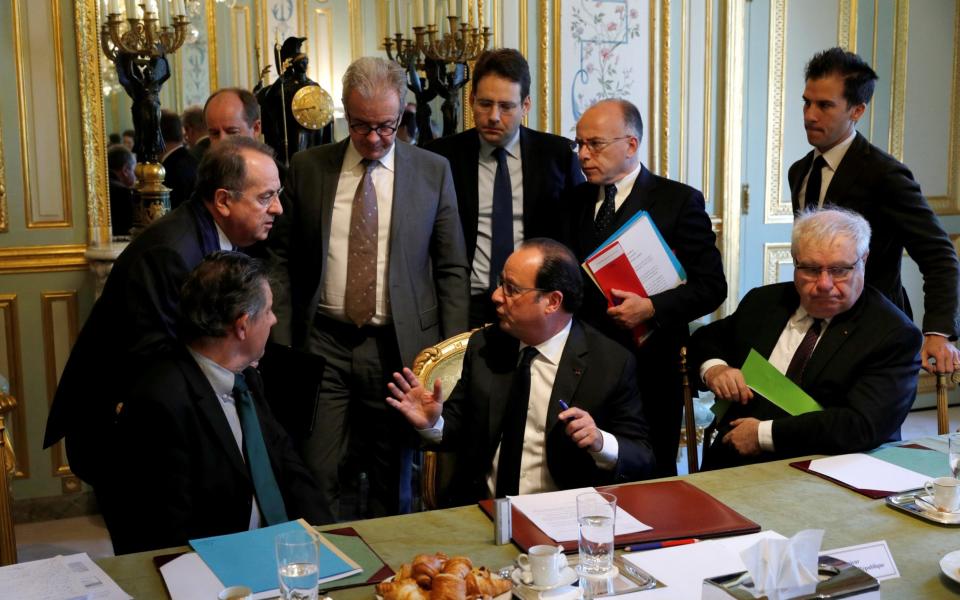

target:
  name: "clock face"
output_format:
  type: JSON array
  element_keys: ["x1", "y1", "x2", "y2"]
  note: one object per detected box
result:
[{"x1": 291, "y1": 85, "x2": 334, "y2": 130}]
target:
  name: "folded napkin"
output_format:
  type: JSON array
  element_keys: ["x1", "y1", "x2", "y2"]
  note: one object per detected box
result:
[{"x1": 739, "y1": 529, "x2": 823, "y2": 598}]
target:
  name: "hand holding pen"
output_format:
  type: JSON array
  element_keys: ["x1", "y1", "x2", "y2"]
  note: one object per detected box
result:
[{"x1": 557, "y1": 398, "x2": 603, "y2": 452}]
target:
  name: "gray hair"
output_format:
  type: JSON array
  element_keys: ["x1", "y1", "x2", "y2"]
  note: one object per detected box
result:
[
  {"x1": 194, "y1": 137, "x2": 275, "y2": 204},
  {"x1": 341, "y1": 57, "x2": 406, "y2": 106},
  {"x1": 791, "y1": 206, "x2": 872, "y2": 258}
]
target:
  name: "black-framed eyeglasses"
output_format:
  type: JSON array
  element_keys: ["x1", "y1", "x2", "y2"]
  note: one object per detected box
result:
[
  {"x1": 794, "y1": 255, "x2": 865, "y2": 282},
  {"x1": 229, "y1": 186, "x2": 283, "y2": 208},
  {"x1": 497, "y1": 275, "x2": 547, "y2": 298},
  {"x1": 346, "y1": 112, "x2": 403, "y2": 136},
  {"x1": 473, "y1": 99, "x2": 521, "y2": 115},
  {"x1": 572, "y1": 136, "x2": 633, "y2": 154}
]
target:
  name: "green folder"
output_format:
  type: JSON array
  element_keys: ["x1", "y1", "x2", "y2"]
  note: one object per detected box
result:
[{"x1": 741, "y1": 348, "x2": 823, "y2": 415}]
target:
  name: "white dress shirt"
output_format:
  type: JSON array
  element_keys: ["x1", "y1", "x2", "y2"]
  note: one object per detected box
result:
[
  {"x1": 699, "y1": 306, "x2": 828, "y2": 451},
  {"x1": 798, "y1": 129, "x2": 856, "y2": 209},
  {"x1": 319, "y1": 140, "x2": 396, "y2": 324},
  {"x1": 473, "y1": 129, "x2": 524, "y2": 294},
  {"x1": 215, "y1": 222, "x2": 233, "y2": 251},
  {"x1": 187, "y1": 348, "x2": 261, "y2": 530},
  {"x1": 594, "y1": 162, "x2": 643, "y2": 216},
  {"x1": 420, "y1": 319, "x2": 619, "y2": 497}
]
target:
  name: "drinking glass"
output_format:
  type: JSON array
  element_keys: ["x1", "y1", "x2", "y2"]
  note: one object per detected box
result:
[
  {"x1": 576, "y1": 491, "x2": 616, "y2": 576},
  {"x1": 276, "y1": 530, "x2": 320, "y2": 600},
  {"x1": 949, "y1": 433, "x2": 960, "y2": 479}
]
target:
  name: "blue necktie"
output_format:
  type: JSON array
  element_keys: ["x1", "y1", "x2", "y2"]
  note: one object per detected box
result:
[
  {"x1": 233, "y1": 373, "x2": 288, "y2": 525},
  {"x1": 490, "y1": 146, "x2": 513, "y2": 290}
]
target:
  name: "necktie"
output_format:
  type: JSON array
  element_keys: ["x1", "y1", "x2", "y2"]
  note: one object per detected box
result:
[
  {"x1": 345, "y1": 159, "x2": 379, "y2": 326},
  {"x1": 785, "y1": 318, "x2": 823, "y2": 384},
  {"x1": 233, "y1": 373, "x2": 288, "y2": 525},
  {"x1": 495, "y1": 346, "x2": 539, "y2": 497},
  {"x1": 594, "y1": 184, "x2": 617, "y2": 241},
  {"x1": 489, "y1": 147, "x2": 513, "y2": 290},
  {"x1": 803, "y1": 155, "x2": 827, "y2": 209}
]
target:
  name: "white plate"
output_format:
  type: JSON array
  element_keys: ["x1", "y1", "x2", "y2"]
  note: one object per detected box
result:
[
  {"x1": 510, "y1": 566, "x2": 578, "y2": 592},
  {"x1": 940, "y1": 550, "x2": 960, "y2": 585},
  {"x1": 375, "y1": 574, "x2": 511, "y2": 600}
]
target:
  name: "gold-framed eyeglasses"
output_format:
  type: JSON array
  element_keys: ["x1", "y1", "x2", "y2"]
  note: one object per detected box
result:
[
  {"x1": 229, "y1": 187, "x2": 283, "y2": 208},
  {"x1": 794, "y1": 255, "x2": 865, "y2": 282},
  {"x1": 572, "y1": 136, "x2": 633, "y2": 154},
  {"x1": 473, "y1": 99, "x2": 520, "y2": 115},
  {"x1": 347, "y1": 112, "x2": 402, "y2": 136},
  {"x1": 497, "y1": 275, "x2": 547, "y2": 298}
]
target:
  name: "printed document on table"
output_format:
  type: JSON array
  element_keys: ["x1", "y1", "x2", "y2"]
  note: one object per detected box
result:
[
  {"x1": 508, "y1": 487, "x2": 651, "y2": 543},
  {"x1": 0, "y1": 552, "x2": 131, "y2": 600},
  {"x1": 808, "y1": 453, "x2": 928, "y2": 493}
]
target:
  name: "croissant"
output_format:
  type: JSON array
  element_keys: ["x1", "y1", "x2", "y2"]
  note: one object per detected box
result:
[
  {"x1": 441, "y1": 556, "x2": 474, "y2": 579},
  {"x1": 412, "y1": 553, "x2": 449, "y2": 588},
  {"x1": 430, "y1": 573, "x2": 467, "y2": 600},
  {"x1": 397, "y1": 563, "x2": 414, "y2": 581},
  {"x1": 465, "y1": 567, "x2": 512, "y2": 598},
  {"x1": 377, "y1": 578, "x2": 429, "y2": 600}
]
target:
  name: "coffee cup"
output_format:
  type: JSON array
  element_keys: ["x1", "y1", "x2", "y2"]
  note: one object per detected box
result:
[
  {"x1": 517, "y1": 544, "x2": 567, "y2": 587},
  {"x1": 218, "y1": 586, "x2": 253, "y2": 600},
  {"x1": 924, "y1": 476, "x2": 960, "y2": 512}
]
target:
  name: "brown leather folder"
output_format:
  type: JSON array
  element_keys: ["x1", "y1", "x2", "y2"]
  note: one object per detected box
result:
[{"x1": 479, "y1": 480, "x2": 760, "y2": 552}]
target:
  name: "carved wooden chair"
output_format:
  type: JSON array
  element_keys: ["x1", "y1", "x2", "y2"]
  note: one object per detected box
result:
[
  {"x1": 935, "y1": 370, "x2": 960, "y2": 434},
  {"x1": 0, "y1": 391, "x2": 17, "y2": 566},
  {"x1": 412, "y1": 330, "x2": 475, "y2": 511},
  {"x1": 679, "y1": 346, "x2": 702, "y2": 473}
]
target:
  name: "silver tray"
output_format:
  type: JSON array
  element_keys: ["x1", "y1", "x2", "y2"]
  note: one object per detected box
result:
[
  {"x1": 885, "y1": 488, "x2": 960, "y2": 525},
  {"x1": 507, "y1": 555, "x2": 659, "y2": 600}
]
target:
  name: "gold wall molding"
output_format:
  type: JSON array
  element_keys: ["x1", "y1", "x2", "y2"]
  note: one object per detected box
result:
[
  {"x1": 207, "y1": 0, "x2": 219, "y2": 91},
  {"x1": 519, "y1": 0, "x2": 528, "y2": 127},
  {"x1": 763, "y1": 0, "x2": 791, "y2": 224},
  {"x1": 763, "y1": 243, "x2": 792, "y2": 285},
  {"x1": 678, "y1": 0, "x2": 688, "y2": 183},
  {"x1": 838, "y1": 0, "x2": 857, "y2": 51},
  {"x1": 658, "y1": 0, "x2": 671, "y2": 177},
  {"x1": 0, "y1": 112, "x2": 7, "y2": 233},
  {"x1": 41, "y1": 292, "x2": 78, "y2": 477},
  {"x1": 538, "y1": 0, "x2": 548, "y2": 132},
  {"x1": 230, "y1": 5, "x2": 255, "y2": 89},
  {"x1": 43, "y1": 0, "x2": 73, "y2": 230},
  {"x1": 12, "y1": 0, "x2": 30, "y2": 230},
  {"x1": 348, "y1": 0, "x2": 363, "y2": 61},
  {"x1": 930, "y1": 1, "x2": 960, "y2": 215},
  {"x1": 868, "y1": 0, "x2": 879, "y2": 141},
  {"x1": 78, "y1": 0, "x2": 110, "y2": 245},
  {"x1": 701, "y1": 0, "x2": 713, "y2": 202},
  {"x1": 0, "y1": 295, "x2": 26, "y2": 479},
  {"x1": 888, "y1": 0, "x2": 909, "y2": 161},
  {"x1": 302, "y1": 2, "x2": 335, "y2": 94},
  {"x1": 551, "y1": 0, "x2": 560, "y2": 134},
  {"x1": 0, "y1": 245, "x2": 88, "y2": 274},
  {"x1": 649, "y1": 0, "x2": 659, "y2": 168}
]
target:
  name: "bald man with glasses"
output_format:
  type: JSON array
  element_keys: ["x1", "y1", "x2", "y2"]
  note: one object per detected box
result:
[{"x1": 558, "y1": 98, "x2": 726, "y2": 477}]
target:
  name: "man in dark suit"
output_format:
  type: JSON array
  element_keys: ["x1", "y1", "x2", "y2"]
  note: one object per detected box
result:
[
  {"x1": 204, "y1": 87, "x2": 262, "y2": 146},
  {"x1": 271, "y1": 56, "x2": 469, "y2": 521},
  {"x1": 691, "y1": 208, "x2": 922, "y2": 469},
  {"x1": 387, "y1": 239, "x2": 654, "y2": 505},
  {"x1": 160, "y1": 109, "x2": 199, "y2": 210},
  {"x1": 789, "y1": 47, "x2": 960, "y2": 374},
  {"x1": 107, "y1": 144, "x2": 135, "y2": 236},
  {"x1": 428, "y1": 49, "x2": 584, "y2": 327},
  {"x1": 559, "y1": 99, "x2": 727, "y2": 477},
  {"x1": 44, "y1": 138, "x2": 283, "y2": 520},
  {"x1": 117, "y1": 252, "x2": 323, "y2": 553}
]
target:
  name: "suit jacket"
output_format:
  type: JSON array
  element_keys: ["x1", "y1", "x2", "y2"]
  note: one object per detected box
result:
[
  {"x1": 426, "y1": 126, "x2": 584, "y2": 263},
  {"x1": 108, "y1": 176, "x2": 134, "y2": 236},
  {"x1": 162, "y1": 145, "x2": 199, "y2": 210},
  {"x1": 271, "y1": 139, "x2": 470, "y2": 366},
  {"x1": 438, "y1": 320, "x2": 655, "y2": 505},
  {"x1": 116, "y1": 349, "x2": 324, "y2": 553},
  {"x1": 788, "y1": 132, "x2": 960, "y2": 337},
  {"x1": 690, "y1": 282, "x2": 922, "y2": 469},
  {"x1": 44, "y1": 198, "x2": 222, "y2": 482}
]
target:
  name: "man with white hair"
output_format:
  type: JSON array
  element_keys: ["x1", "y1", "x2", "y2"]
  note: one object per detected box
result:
[
  {"x1": 271, "y1": 56, "x2": 469, "y2": 521},
  {"x1": 690, "y1": 207, "x2": 922, "y2": 469}
]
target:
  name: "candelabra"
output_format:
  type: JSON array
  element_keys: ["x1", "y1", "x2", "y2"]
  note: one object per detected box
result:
[
  {"x1": 384, "y1": 16, "x2": 491, "y2": 145},
  {"x1": 100, "y1": 1, "x2": 190, "y2": 236}
]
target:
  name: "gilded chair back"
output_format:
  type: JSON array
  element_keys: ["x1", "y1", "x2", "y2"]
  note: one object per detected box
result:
[{"x1": 0, "y1": 392, "x2": 18, "y2": 566}]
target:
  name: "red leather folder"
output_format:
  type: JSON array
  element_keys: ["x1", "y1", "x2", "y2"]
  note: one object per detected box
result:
[
  {"x1": 479, "y1": 480, "x2": 760, "y2": 552},
  {"x1": 788, "y1": 444, "x2": 934, "y2": 499}
]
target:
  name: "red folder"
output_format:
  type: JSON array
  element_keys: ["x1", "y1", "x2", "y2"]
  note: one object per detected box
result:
[
  {"x1": 586, "y1": 243, "x2": 652, "y2": 345},
  {"x1": 789, "y1": 444, "x2": 933, "y2": 499},
  {"x1": 479, "y1": 480, "x2": 760, "y2": 552}
]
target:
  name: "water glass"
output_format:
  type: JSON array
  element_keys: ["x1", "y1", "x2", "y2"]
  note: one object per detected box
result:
[
  {"x1": 576, "y1": 491, "x2": 616, "y2": 576},
  {"x1": 276, "y1": 530, "x2": 320, "y2": 600},
  {"x1": 949, "y1": 433, "x2": 960, "y2": 478}
]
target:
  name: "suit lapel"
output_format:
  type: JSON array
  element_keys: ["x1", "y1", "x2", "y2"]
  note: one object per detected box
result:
[
  {"x1": 388, "y1": 142, "x2": 412, "y2": 280},
  {"x1": 319, "y1": 140, "x2": 350, "y2": 274},
  {"x1": 182, "y1": 356, "x2": 249, "y2": 479},
  {"x1": 485, "y1": 331, "x2": 521, "y2": 450},
  {"x1": 612, "y1": 166, "x2": 657, "y2": 230},
  {"x1": 790, "y1": 151, "x2": 814, "y2": 206},
  {"x1": 462, "y1": 131, "x2": 482, "y2": 259},
  {"x1": 546, "y1": 321, "x2": 587, "y2": 433},
  {"x1": 823, "y1": 132, "x2": 868, "y2": 206},
  {"x1": 757, "y1": 286, "x2": 800, "y2": 359},
  {"x1": 519, "y1": 127, "x2": 537, "y2": 236},
  {"x1": 801, "y1": 297, "x2": 863, "y2": 386}
]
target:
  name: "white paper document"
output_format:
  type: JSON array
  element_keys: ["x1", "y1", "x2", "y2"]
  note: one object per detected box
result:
[
  {"x1": 808, "y1": 453, "x2": 928, "y2": 493},
  {"x1": 0, "y1": 552, "x2": 131, "y2": 600},
  {"x1": 823, "y1": 540, "x2": 900, "y2": 581},
  {"x1": 508, "y1": 487, "x2": 651, "y2": 543},
  {"x1": 159, "y1": 552, "x2": 276, "y2": 600},
  {"x1": 586, "y1": 212, "x2": 685, "y2": 296}
]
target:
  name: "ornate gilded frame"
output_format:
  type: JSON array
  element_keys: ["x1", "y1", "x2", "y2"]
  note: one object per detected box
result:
[{"x1": 76, "y1": 0, "x2": 110, "y2": 246}]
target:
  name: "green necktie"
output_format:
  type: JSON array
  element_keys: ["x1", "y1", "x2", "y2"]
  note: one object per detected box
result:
[{"x1": 233, "y1": 373, "x2": 288, "y2": 525}]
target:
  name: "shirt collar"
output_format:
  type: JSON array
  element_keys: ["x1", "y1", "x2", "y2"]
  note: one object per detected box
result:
[
  {"x1": 608, "y1": 161, "x2": 643, "y2": 196},
  {"x1": 187, "y1": 347, "x2": 237, "y2": 398},
  {"x1": 479, "y1": 127, "x2": 522, "y2": 160},
  {"x1": 214, "y1": 222, "x2": 233, "y2": 251},
  {"x1": 788, "y1": 305, "x2": 833, "y2": 331},
  {"x1": 345, "y1": 139, "x2": 396, "y2": 173},
  {"x1": 813, "y1": 129, "x2": 857, "y2": 171},
  {"x1": 520, "y1": 318, "x2": 573, "y2": 366}
]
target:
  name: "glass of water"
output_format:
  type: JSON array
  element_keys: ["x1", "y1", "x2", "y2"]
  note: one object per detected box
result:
[
  {"x1": 949, "y1": 433, "x2": 960, "y2": 479},
  {"x1": 276, "y1": 530, "x2": 320, "y2": 600},
  {"x1": 576, "y1": 491, "x2": 616, "y2": 576}
]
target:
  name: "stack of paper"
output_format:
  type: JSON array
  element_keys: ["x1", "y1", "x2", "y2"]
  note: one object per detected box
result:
[
  {"x1": 508, "y1": 487, "x2": 651, "y2": 543},
  {"x1": 0, "y1": 552, "x2": 131, "y2": 600}
]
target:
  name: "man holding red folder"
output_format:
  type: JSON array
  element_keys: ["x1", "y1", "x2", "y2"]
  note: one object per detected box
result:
[{"x1": 558, "y1": 99, "x2": 727, "y2": 477}]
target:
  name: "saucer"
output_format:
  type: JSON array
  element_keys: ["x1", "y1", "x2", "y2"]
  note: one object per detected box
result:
[
  {"x1": 940, "y1": 549, "x2": 960, "y2": 585},
  {"x1": 916, "y1": 494, "x2": 960, "y2": 516},
  {"x1": 510, "y1": 566, "x2": 578, "y2": 591}
]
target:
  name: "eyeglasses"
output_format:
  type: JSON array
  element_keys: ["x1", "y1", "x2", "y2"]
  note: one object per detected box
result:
[
  {"x1": 497, "y1": 275, "x2": 547, "y2": 298},
  {"x1": 794, "y1": 255, "x2": 865, "y2": 282},
  {"x1": 230, "y1": 187, "x2": 283, "y2": 208},
  {"x1": 474, "y1": 99, "x2": 520, "y2": 115},
  {"x1": 572, "y1": 136, "x2": 633, "y2": 154},
  {"x1": 347, "y1": 112, "x2": 402, "y2": 136}
]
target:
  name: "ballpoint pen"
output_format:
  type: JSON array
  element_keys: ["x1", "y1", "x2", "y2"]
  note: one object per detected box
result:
[
  {"x1": 623, "y1": 538, "x2": 699, "y2": 552},
  {"x1": 558, "y1": 398, "x2": 570, "y2": 412}
]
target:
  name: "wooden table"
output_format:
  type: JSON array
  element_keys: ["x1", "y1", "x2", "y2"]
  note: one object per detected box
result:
[{"x1": 97, "y1": 449, "x2": 960, "y2": 599}]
